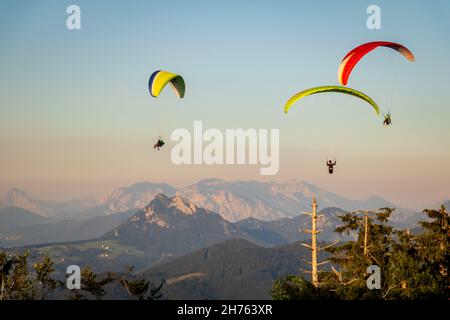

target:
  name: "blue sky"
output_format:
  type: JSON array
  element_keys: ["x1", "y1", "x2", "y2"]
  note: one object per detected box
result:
[{"x1": 0, "y1": 0, "x2": 449, "y2": 208}]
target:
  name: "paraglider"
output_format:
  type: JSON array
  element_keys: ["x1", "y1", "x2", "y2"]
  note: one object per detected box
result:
[
  {"x1": 283, "y1": 41, "x2": 415, "y2": 174},
  {"x1": 326, "y1": 159, "x2": 337, "y2": 174},
  {"x1": 338, "y1": 41, "x2": 415, "y2": 86},
  {"x1": 148, "y1": 70, "x2": 185, "y2": 151},
  {"x1": 153, "y1": 137, "x2": 165, "y2": 151},
  {"x1": 383, "y1": 111, "x2": 392, "y2": 126},
  {"x1": 148, "y1": 70, "x2": 185, "y2": 98},
  {"x1": 284, "y1": 86, "x2": 380, "y2": 116},
  {"x1": 284, "y1": 86, "x2": 380, "y2": 174}
]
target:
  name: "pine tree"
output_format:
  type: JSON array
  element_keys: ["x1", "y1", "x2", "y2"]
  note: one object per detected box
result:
[
  {"x1": 1, "y1": 250, "x2": 164, "y2": 300},
  {"x1": 114, "y1": 266, "x2": 164, "y2": 300},
  {"x1": 272, "y1": 205, "x2": 450, "y2": 300},
  {"x1": 0, "y1": 251, "x2": 34, "y2": 300},
  {"x1": 33, "y1": 255, "x2": 58, "y2": 300},
  {"x1": 416, "y1": 206, "x2": 450, "y2": 298}
]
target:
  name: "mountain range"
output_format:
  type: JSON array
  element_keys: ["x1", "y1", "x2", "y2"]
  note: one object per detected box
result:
[
  {"x1": 0, "y1": 206, "x2": 136, "y2": 248},
  {"x1": 6, "y1": 192, "x2": 438, "y2": 300},
  {"x1": 0, "y1": 195, "x2": 369, "y2": 250},
  {"x1": 15, "y1": 192, "x2": 414, "y2": 276},
  {"x1": 96, "y1": 179, "x2": 420, "y2": 223},
  {"x1": 100, "y1": 194, "x2": 261, "y2": 267},
  {"x1": 0, "y1": 188, "x2": 97, "y2": 218},
  {"x1": 2, "y1": 183, "x2": 445, "y2": 300},
  {"x1": 16, "y1": 194, "x2": 337, "y2": 273},
  {"x1": 177, "y1": 179, "x2": 398, "y2": 221},
  {"x1": 2, "y1": 179, "x2": 418, "y2": 223},
  {"x1": 0, "y1": 179, "x2": 428, "y2": 249}
]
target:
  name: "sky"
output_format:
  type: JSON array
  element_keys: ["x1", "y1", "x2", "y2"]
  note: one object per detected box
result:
[{"x1": 0, "y1": 0, "x2": 449, "y2": 209}]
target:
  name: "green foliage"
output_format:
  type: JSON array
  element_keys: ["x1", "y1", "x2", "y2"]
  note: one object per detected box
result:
[
  {"x1": 0, "y1": 251, "x2": 163, "y2": 300},
  {"x1": 115, "y1": 266, "x2": 164, "y2": 300},
  {"x1": 67, "y1": 266, "x2": 114, "y2": 300},
  {"x1": 33, "y1": 255, "x2": 58, "y2": 299},
  {"x1": 272, "y1": 206, "x2": 450, "y2": 300},
  {"x1": 0, "y1": 251, "x2": 34, "y2": 300},
  {"x1": 271, "y1": 275, "x2": 335, "y2": 300}
]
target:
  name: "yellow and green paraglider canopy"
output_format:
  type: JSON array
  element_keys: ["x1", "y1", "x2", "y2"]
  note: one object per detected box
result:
[
  {"x1": 148, "y1": 70, "x2": 185, "y2": 99},
  {"x1": 284, "y1": 86, "x2": 380, "y2": 116}
]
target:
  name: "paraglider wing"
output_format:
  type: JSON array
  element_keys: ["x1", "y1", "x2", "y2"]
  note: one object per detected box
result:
[
  {"x1": 338, "y1": 41, "x2": 415, "y2": 86},
  {"x1": 149, "y1": 70, "x2": 185, "y2": 98},
  {"x1": 284, "y1": 86, "x2": 380, "y2": 115}
]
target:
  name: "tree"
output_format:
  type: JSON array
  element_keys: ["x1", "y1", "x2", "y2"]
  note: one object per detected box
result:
[
  {"x1": 272, "y1": 204, "x2": 450, "y2": 300},
  {"x1": 68, "y1": 266, "x2": 114, "y2": 300},
  {"x1": 0, "y1": 251, "x2": 34, "y2": 300},
  {"x1": 114, "y1": 266, "x2": 164, "y2": 300},
  {"x1": 33, "y1": 255, "x2": 58, "y2": 300},
  {"x1": 324, "y1": 208, "x2": 394, "y2": 299},
  {"x1": 0, "y1": 251, "x2": 164, "y2": 300},
  {"x1": 416, "y1": 206, "x2": 450, "y2": 298}
]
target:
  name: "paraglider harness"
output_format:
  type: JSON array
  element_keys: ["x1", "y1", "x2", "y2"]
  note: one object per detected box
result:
[
  {"x1": 154, "y1": 137, "x2": 165, "y2": 151},
  {"x1": 383, "y1": 111, "x2": 392, "y2": 127},
  {"x1": 326, "y1": 159, "x2": 337, "y2": 174}
]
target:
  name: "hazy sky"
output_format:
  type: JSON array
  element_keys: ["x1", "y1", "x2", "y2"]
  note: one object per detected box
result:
[{"x1": 0, "y1": 0, "x2": 449, "y2": 209}]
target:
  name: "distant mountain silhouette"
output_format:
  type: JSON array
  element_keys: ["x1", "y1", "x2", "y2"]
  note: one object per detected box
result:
[
  {"x1": 0, "y1": 188, "x2": 97, "y2": 218},
  {"x1": 1, "y1": 180, "x2": 419, "y2": 226},
  {"x1": 235, "y1": 207, "x2": 349, "y2": 245},
  {"x1": 4, "y1": 191, "x2": 420, "y2": 252},
  {"x1": 0, "y1": 209, "x2": 135, "y2": 248},
  {"x1": 0, "y1": 188, "x2": 47, "y2": 216},
  {"x1": 0, "y1": 207, "x2": 49, "y2": 229}
]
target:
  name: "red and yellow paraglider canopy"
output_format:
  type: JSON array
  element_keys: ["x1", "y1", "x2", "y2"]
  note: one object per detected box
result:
[{"x1": 338, "y1": 41, "x2": 415, "y2": 86}]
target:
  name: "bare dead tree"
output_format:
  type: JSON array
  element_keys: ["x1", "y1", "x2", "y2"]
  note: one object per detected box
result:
[{"x1": 300, "y1": 197, "x2": 338, "y2": 287}]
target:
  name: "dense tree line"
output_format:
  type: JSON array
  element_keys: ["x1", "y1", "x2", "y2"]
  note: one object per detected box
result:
[
  {"x1": 0, "y1": 252, "x2": 163, "y2": 300},
  {"x1": 272, "y1": 206, "x2": 450, "y2": 299},
  {"x1": 2, "y1": 205, "x2": 448, "y2": 300}
]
